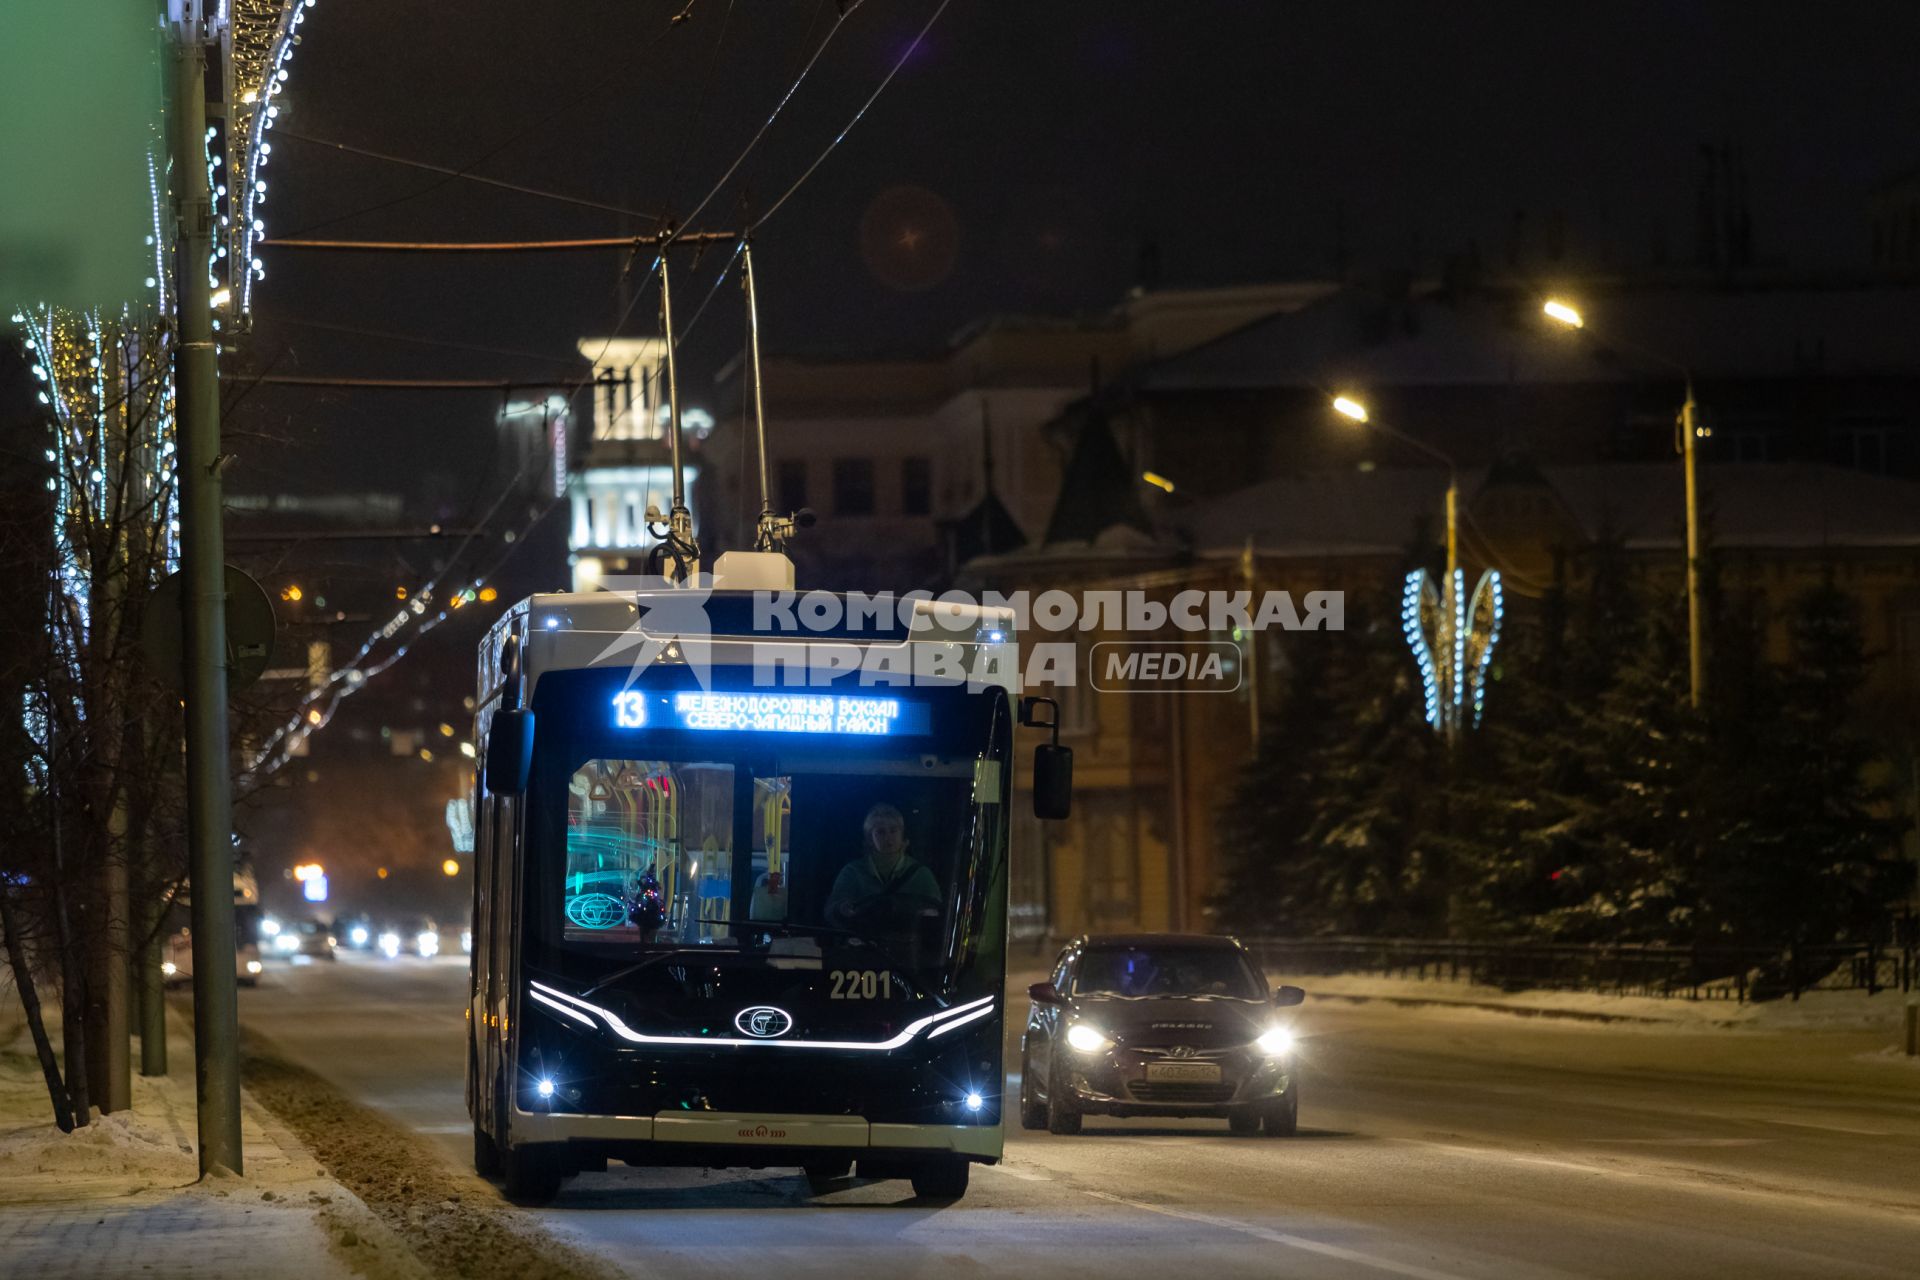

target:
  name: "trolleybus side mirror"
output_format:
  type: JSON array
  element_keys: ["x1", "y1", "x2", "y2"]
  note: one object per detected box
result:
[
  {"x1": 1019, "y1": 695, "x2": 1073, "y2": 821},
  {"x1": 484, "y1": 709, "x2": 534, "y2": 795},
  {"x1": 1028, "y1": 981, "x2": 1066, "y2": 1005},
  {"x1": 1274, "y1": 985, "x2": 1306, "y2": 1008}
]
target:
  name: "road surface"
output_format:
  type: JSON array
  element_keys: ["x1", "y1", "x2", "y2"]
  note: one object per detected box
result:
[{"x1": 238, "y1": 951, "x2": 1920, "y2": 1278}]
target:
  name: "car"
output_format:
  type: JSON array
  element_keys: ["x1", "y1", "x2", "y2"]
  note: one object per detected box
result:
[
  {"x1": 335, "y1": 912, "x2": 376, "y2": 950},
  {"x1": 162, "y1": 901, "x2": 264, "y2": 987},
  {"x1": 1018, "y1": 933, "x2": 1304, "y2": 1137},
  {"x1": 378, "y1": 916, "x2": 441, "y2": 958},
  {"x1": 267, "y1": 917, "x2": 337, "y2": 961}
]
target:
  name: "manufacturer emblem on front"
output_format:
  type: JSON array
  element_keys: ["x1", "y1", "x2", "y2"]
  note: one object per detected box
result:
[{"x1": 735, "y1": 1006, "x2": 794, "y2": 1038}]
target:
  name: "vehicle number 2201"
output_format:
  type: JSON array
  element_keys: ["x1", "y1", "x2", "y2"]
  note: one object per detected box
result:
[{"x1": 828, "y1": 969, "x2": 893, "y2": 1000}]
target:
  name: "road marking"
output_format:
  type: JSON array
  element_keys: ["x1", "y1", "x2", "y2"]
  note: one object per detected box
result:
[
  {"x1": 982, "y1": 1162, "x2": 1053, "y2": 1182},
  {"x1": 1734, "y1": 1115, "x2": 1893, "y2": 1138},
  {"x1": 412, "y1": 1123, "x2": 472, "y2": 1134},
  {"x1": 1080, "y1": 1190, "x2": 1472, "y2": 1280},
  {"x1": 1589, "y1": 1138, "x2": 1769, "y2": 1148}
]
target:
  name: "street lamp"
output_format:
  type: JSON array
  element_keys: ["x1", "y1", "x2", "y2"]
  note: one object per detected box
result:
[
  {"x1": 1542, "y1": 298, "x2": 1704, "y2": 709},
  {"x1": 1330, "y1": 396, "x2": 1502, "y2": 738},
  {"x1": 1333, "y1": 394, "x2": 1457, "y2": 584}
]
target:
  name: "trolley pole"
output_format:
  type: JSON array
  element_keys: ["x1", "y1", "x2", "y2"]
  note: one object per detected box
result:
[{"x1": 171, "y1": 19, "x2": 243, "y2": 1176}]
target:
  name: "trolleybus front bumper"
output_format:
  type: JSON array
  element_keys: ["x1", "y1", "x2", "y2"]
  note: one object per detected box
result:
[{"x1": 509, "y1": 1107, "x2": 1000, "y2": 1162}]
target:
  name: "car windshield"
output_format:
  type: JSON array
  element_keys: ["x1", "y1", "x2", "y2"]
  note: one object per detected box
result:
[{"x1": 1073, "y1": 946, "x2": 1264, "y2": 999}]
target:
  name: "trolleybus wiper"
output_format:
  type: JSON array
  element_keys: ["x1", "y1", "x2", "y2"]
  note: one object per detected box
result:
[{"x1": 577, "y1": 947, "x2": 712, "y2": 998}]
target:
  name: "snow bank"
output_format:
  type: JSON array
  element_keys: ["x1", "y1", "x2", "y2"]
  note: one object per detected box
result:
[{"x1": 1297, "y1": 971, "x2": 1916, "y2": 1033}]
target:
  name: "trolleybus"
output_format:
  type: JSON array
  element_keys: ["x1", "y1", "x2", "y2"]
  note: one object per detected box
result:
[{"x1": 466, "y1": 558, "x2": 1071, "y2": 1202}]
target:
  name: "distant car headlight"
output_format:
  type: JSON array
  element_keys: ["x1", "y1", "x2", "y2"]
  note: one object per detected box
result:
[
  {"x1": 246, "y1": 960, "x2": 263, "y2": 975},
  {"x1": 349, "y1": 925, "x2": 369, "y2": 947},
  {"x1": 416, "y1": 931, "x2": 440, "y2": 957},
  {"x1": 160, "y1": 961, "x2": 177, "y2": 977},
  {"x1": 1066, "y1": 1023, "x2": 1113, "y2": 1054},
  {"x1": 378, "y1": 932, "x2": 401, "y2": 958},
  {"x1": 273, "y1": 932, "x2": 299, "y2": 953},
  {"x1": 460, "y1": 929, "x2": 472, "y2": 954},
  {"x1": 1256, "y1": 1027, "x2": 1295, "y2": 1057}
]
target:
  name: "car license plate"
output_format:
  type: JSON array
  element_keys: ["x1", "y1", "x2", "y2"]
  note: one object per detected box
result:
[{"x1": 1145, "y1": 1061, "x2": 1221, "y2": 1084}]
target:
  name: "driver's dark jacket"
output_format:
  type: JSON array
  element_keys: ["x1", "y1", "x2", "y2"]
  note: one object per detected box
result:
[{"x1": 824, "y1": 854, "x2": 940, "y2": 930}]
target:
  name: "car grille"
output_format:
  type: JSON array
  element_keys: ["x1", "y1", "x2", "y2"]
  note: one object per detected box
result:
[{"x1": 1127, "y1": 1082, "x2": 1237, "y2": 1104}]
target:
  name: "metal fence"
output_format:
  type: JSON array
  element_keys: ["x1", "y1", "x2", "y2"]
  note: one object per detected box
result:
[{"x1": 1239, "y1": 935, "x2": 1920, "y2": 1004}]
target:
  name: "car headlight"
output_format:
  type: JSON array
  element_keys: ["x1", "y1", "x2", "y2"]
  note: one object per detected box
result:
[
  {"x1": 1256, "y1": 1027, "x2": 1295, "y2": 1057},
  {"x1": 378, "y1": 932, "x2": 401, "y2": 957},
  {"x1": 246, "y1": 960, "x2": 263, "y2": 975},
  {"x1": 1066, "y1": 1023, "x2": 1113, "y2": 1054},
  {"x1": 417, "y1": 931, "x2": 440, "y2": 956},
  {"x1": 160, "y1": 961, "x2": 177, "y2": 977},
  {"x1": 349, "y1": 926, "x2": 369, "y2": 947},
  {"x1": 273, "y1": 933, "x2": 299, "y2": 952}
]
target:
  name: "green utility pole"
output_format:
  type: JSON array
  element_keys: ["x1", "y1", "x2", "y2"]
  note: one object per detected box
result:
[{"x1": 171, "y1": 19, "x2": 243, "y2": 1177}]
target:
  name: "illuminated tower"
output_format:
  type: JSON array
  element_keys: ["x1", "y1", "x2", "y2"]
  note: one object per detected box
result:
[{"x1": 566, "y1": 336, "x2": 712, "y2": 590}]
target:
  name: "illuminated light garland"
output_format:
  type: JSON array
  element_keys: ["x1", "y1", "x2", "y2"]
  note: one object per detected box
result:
[
  {"x1": 1402, "y1": 566, "x2": 1503, "y2": 736},
  {"x1": 232, "y1": 0, "x2": 314, "y2": 314},
  {"x1": 1464, "y1": 571, "x2": 1504, "y2": 727}
]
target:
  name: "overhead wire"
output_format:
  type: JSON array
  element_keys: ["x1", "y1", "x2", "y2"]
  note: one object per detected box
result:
[
  {"x1": 255, "y1": 0, "x2": 952, "y2": 774},
  {"x1": 671, "y1": 0, "x2": 862, "y2": 240},
  {"x1": 273, "y1": 130, "x2": 663, "y2": 221},
  {"x1": 277, "y1": 0, "x2": 704, "y2": 240},
  {"x1": 751, "y1": 0, "x2": 953, "y2": 229},
  {"x1": 272, "y1": 316, "x2": 590, "y2": 368}
]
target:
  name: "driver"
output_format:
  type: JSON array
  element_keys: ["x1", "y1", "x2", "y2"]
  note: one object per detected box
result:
[{"x1": 823, "y1": 802, "x2": 940, "y2": 936}]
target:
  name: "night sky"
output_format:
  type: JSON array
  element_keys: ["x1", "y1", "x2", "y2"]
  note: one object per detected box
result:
[{"x1": 239, "y1": 0, "x2": 1920, "y2": 509}]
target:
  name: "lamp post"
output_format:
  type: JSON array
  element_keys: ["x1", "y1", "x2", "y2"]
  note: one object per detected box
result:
[
  {"x1": 1332, "y1": 394, "x2": 1459, "y2": 583},
  {"x1": 1332, "y1": 396, "x2": 1502, "y2": 739},
  {"x1": 1541, "y1": 299, "x2": 1705, "y2": 709}
]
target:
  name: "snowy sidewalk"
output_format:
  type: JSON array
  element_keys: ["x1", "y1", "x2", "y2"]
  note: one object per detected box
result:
[{"x1": 0, "y1": 999, "x2": 421, "y2": 1280}]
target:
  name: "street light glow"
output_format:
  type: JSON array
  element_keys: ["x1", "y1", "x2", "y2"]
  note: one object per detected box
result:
[
  {"x1": 1542, "y1": 299, "x2": 1584, "y2": 328},
  {"x1": 1332, "y1": 395, "x2": 1370, "y2": 423}
]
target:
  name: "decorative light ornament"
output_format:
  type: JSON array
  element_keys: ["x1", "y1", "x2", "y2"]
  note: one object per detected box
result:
[{"x1": 1402, "y1": 566, "x2": 1503, "y2": 737}]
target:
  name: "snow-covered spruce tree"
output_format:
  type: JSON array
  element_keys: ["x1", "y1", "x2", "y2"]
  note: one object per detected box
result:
[
  {"x1": 1210, "y1": 632, "x2": 1342, "y2": 935},
  {"x1": 1701, "y1": 573, "x2": 1910, "y2": 949}
]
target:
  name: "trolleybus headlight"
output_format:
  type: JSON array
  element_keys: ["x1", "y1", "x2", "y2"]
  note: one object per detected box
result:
[
  {"x1": 1256, "y1": 1027, "x2": 1295, "y2": 1057},
  {"x1": 1066, "y1": 1023, "x2": 1113, "y2": 1054}
]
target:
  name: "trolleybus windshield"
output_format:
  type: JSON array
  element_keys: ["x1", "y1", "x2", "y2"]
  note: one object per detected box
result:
[{"x1": 520, "y1": 672, "x2": 1010, "y2": 998}]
